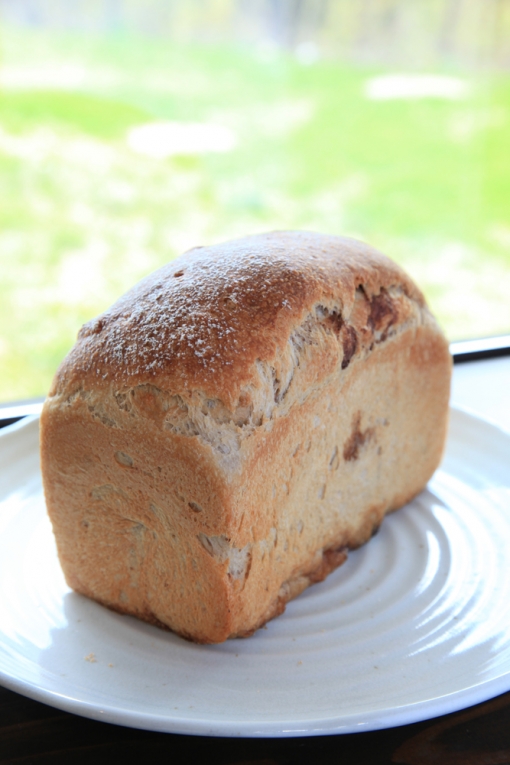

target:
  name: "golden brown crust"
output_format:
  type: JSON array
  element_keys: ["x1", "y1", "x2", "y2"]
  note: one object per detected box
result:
[
  {"x1": 49, "y1": 231, "x2": 425, "y2": 408},
  {"x1": 41, "y1": 231, "x2": 451, "y2": 643}
]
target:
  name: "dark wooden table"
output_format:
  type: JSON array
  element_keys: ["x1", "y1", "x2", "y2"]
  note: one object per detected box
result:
[
  {"x1": 2, "y1": 343, "x2": 510, "y2": 764},
  {"x1": 2, "y1": 683, "x2": 510, "y2": 764}
]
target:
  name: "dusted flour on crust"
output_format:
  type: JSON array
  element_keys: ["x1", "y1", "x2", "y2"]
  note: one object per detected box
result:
[{"x1": 41, "y1": 231, "x2": 451, "y2": 643}]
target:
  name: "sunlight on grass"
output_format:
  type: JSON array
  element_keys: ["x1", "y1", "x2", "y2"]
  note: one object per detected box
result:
[
  {"x1": 365, "y1": 74, "x2": 470, "y2": 100},
  {"x1": 0, "y1": 27, "x2": 509, "y2": 400},
  {"x1": 127, "y1": 122, "x2": 237, "y2": 158}
]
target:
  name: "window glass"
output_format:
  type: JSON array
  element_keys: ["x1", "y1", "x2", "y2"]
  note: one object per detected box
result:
[{"x1": 1, "y1": 1, "x2": 509, "y2": 401}]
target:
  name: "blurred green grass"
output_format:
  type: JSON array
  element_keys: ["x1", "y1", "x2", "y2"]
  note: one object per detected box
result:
[{"x1": 0, "y1": 28, "x2": 509, "y2": 400}]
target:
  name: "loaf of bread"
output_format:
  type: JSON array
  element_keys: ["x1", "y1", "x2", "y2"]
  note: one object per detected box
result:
[{"x1": 41, "y1": 231, "x2": 451, "y2": 643}]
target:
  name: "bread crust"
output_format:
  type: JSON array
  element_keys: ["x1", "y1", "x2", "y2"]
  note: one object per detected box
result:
[
  {"x1": 41, "y1": 231, "x2": 451, "y2": 643},
  {"x1": 48, "y1": 231, "x2": 425, "y2": 406}
]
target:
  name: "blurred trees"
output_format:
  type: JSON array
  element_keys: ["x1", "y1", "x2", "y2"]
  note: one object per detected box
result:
[{"x1": 1, "y1": 0, "x2": 509, "y2": 70}]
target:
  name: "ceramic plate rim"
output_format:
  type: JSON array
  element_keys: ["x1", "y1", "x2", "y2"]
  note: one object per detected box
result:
[{"x1": 1, "y1": 407, "x2": 510, "y2": 737}]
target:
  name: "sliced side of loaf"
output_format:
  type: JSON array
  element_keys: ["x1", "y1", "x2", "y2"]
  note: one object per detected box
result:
[{"x1": 41, "y1": 232, "x2": 451, "y2": 643}]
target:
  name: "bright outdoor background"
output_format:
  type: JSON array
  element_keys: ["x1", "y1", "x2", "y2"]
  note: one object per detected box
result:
[{"x1": 1, "y1": 0, "x2": 509, "y2": 402}]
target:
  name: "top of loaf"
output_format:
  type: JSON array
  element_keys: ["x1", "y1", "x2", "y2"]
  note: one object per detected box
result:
[{"x1": 49, "y1": 231, "x2": 429, "y2": 408}]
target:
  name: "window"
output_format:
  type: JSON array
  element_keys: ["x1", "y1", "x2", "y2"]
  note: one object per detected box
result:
[{"x1": 1, "y1": 0, "x2": 509, "y2": 401}]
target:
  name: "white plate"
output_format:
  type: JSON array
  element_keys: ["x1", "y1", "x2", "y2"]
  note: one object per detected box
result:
[{"x1": 1, "y1": 409, "x2": 510, "y2": 737}]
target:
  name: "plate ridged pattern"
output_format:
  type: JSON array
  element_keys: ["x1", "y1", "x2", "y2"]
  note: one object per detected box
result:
[{"x1": 0, "y1": 410, "x2": 510, "y2": 736}]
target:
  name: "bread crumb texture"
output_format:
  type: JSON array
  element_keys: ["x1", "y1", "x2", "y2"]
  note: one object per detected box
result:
[{"x1": 41, "y1": 231, "x2": 451, "y2": 643}]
